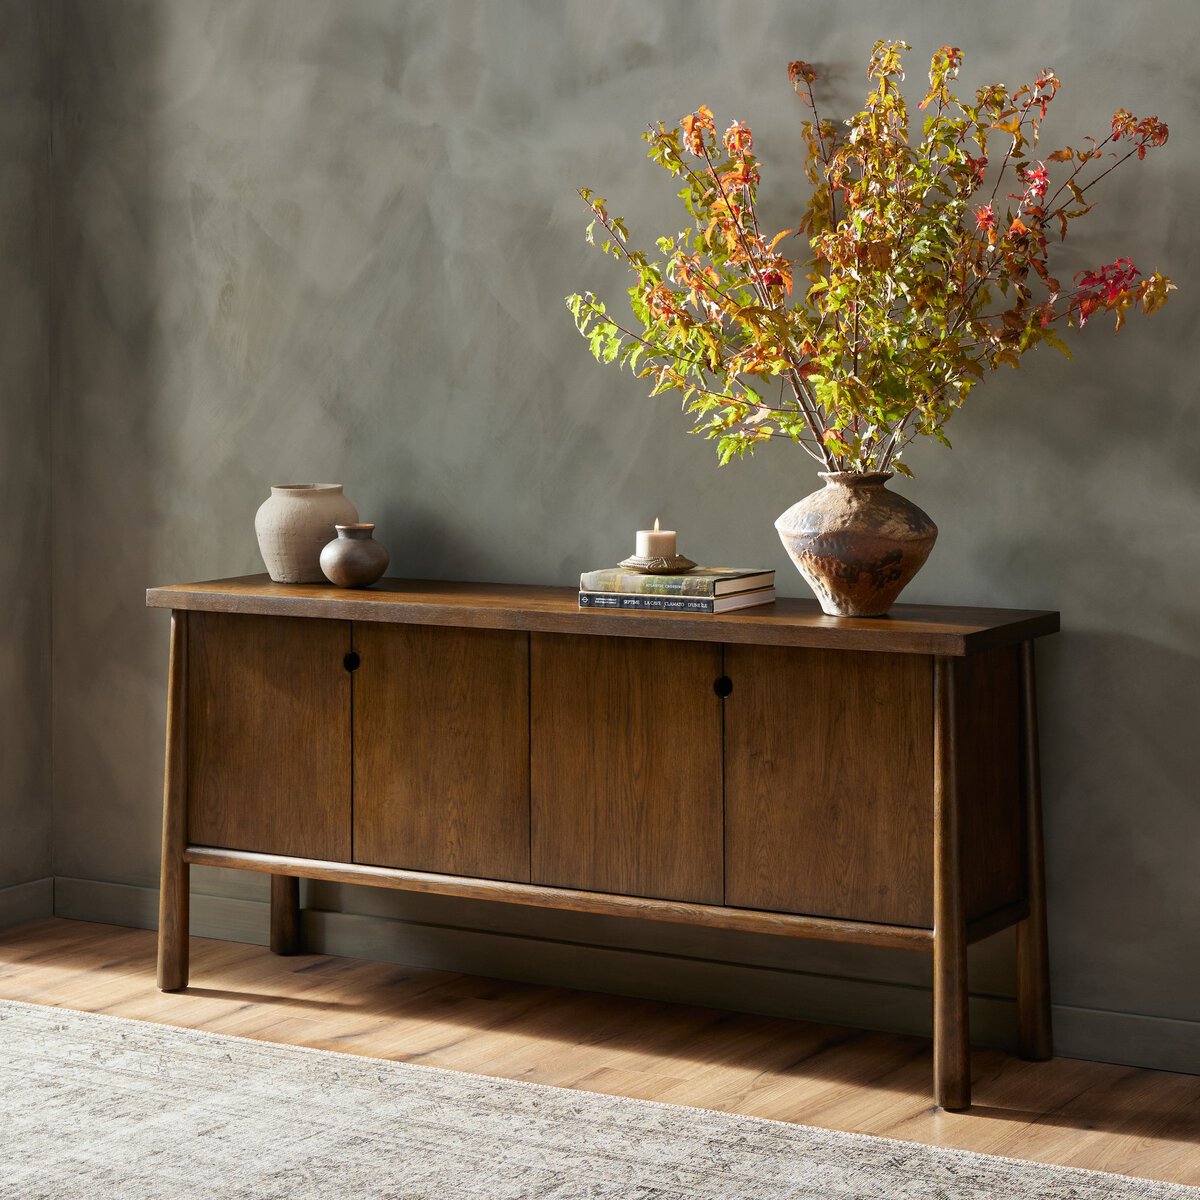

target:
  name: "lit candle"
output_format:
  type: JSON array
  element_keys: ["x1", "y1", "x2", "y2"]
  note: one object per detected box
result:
[{"x1": 636, "y1": 517, "x2": 677, "y2": 559}]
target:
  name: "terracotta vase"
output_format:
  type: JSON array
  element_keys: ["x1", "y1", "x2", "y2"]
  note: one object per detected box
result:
[
  {"x1": 775, "y1": 472, "x2": 937, "y2": 617},
  {"x1": 254, "y1": 484, "x2": 359, "y2": 584},
  {"x1": 320, "y1": 523, "x2": 390, "y2": 588}
]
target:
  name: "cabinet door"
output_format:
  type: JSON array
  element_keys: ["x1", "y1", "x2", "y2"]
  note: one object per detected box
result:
[
  {"x1": 352, "y1": 625, "x2": 530, "y2": 881},
  {"x1": 187, "y1": 612, "x2": 351, "y2": 860},
  {"x1": 724, "y1": 645, "x2": 933, "y2": 926},
  {"x1": 531, "y1": 633, "x2": 723, "y2": 904}
]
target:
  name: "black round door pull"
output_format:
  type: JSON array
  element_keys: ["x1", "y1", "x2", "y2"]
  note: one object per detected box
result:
[
  {"x1": 344, "y1": 651, "x2": 361, "y2": 672},
  {"x1": 713, "y1": 675, "x2": 733, "y2": 698}
]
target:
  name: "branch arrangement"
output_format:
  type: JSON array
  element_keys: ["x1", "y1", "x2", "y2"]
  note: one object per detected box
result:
[{"x1": 567, "y1": 41, "x2": 1174, "y2": 475}]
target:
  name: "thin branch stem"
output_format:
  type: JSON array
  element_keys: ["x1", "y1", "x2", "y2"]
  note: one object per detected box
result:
[
  {"x1": 697, "y1": 143, "x2": 836, "y2": 468},
  {"x1": 580, "y1": 193, "x2": 835, "y2": 464},
  {"x1": 699, "y1": 144, "x2": 775, "y2": 306},
  {"x1": 801, "y1": 76, "x2": 840, "y2": 231},
  {"x1": 785, "y1": 368, "x2": 837, "y2": 468},
  {"x1": 988, "y1": 93, "x2": 1040, "y2": 205},
  {"x1": 1074, "y1": 143, "x2": 1143, "y2": 199},
  {"x1": 581, "y1": 299, "x2": 826, "y2": 449},
  {"x1": 1042, "y1": 131, "x2": 1115, "y2": 212}
]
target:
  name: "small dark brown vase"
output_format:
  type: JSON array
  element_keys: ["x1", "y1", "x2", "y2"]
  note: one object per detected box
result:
[
  {"x1": 775, "y1": 472, "x2": 937, "y2": 617},
  {"x1": 319, "y1": 523, "x2": 390, "y2": 588}
]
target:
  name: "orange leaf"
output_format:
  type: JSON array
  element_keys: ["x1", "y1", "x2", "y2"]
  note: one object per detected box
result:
[{"x1": 788, "y1": 60, "x2": 818, "y2": 86}]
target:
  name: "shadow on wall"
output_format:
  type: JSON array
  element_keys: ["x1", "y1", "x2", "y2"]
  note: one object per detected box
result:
[
  {"x1": 52, "y1": 2, "x2": 167, "y2": 883},
  {"x1": 373, "y1": 498, "x2": 513, "y2": 584},
  {"x1": 1039, "y1": 629, "x2": 1200, "y2": 1023},
  {"x1": 0, "y1": 1, "x2": 52, "y2": 891}
]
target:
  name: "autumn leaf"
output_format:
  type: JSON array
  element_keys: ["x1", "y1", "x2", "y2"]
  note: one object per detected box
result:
[
  {"x1": 680, "y1": 105, "x2": 716, "y2": 155},
  {"x1": 569, "y1": 42, "x2": 1174, "y2": 474},
  {"x1": 788, "y1": 60, "x2": 818, "y2": 87}
]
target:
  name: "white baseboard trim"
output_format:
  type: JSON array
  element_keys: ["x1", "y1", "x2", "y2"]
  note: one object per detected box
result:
[
  {"x1": 50, "y1": 875, "x2": 1200, "y2": 1075},
  {"x1": 0, "y1": 877, "x2": 54, "y2": 930}
]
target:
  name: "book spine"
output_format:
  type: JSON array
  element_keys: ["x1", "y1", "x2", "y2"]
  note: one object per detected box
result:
[
  {"x1": 578, "y1": 571, "x2": 716, "y2": 596},
  {"x1": 578, "y1": 592, "x2": 716, "y2": 613}
]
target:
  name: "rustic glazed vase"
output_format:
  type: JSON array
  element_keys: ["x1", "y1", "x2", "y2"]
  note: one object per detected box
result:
[
  {"x1": 254, "y1": 484, "x2": 359, "y2": 584},
  {"x1": 320, "y1": 523, "x2": 390, "y2": 588},
  {"x1": 775, "y1": 472, "x2": 937, "y2": 617}
]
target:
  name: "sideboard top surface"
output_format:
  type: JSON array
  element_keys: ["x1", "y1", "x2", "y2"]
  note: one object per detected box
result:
[{"x1": 147, "y1": 576, "x2": 1058, "y2": 656}]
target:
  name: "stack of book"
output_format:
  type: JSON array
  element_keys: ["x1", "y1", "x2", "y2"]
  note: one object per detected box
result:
[{"x1": 578, "y1": 567, "x2": 775, "y2": 614}]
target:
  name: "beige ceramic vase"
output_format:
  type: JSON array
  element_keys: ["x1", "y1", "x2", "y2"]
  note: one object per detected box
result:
[
  {"x1": 255, "y1": 484, "x2": 359, "y2": 583},
  {"x1": 775, "y1": 472, "x2": 937, "y2": 617},
  {"x1": 320, "y1": 523, "x2": 390, "y2": 588}
]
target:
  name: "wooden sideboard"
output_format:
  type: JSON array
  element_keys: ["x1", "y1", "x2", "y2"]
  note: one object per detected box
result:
[{"x1": 146, "y1": 575, "x2": 1060, "y2": 1110}]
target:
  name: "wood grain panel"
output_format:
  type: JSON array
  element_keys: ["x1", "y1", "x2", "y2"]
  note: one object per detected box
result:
[
  {"x1": 353, "y1": 625, "x2": 530, "y2": 881},
  {"x1": 724, "y1": 645, "x2": 934, "y2": 926},
  {"x1": 531, "y1": 633, "x2": 723, "y2": 904},
  {"x1": 148, "y1": 575, "x2": 1061, "y2": 657},
  {"x1": 956, "y1": 646, "x2": 1024, "y2": 922},
  {"x1": 186, "y1": 612, "x2": 350, "y2": 860}
]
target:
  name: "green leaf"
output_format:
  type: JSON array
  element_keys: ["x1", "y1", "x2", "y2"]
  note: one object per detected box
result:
[
  {"x1": 566, "y1": 46, "x2": 1174, "y2": 479},
  {"x1": 1043, "y1": 330, "x2": 1072, "y2": 360}
]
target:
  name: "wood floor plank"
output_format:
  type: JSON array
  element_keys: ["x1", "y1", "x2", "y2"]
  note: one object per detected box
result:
[{"x1": 0, "y1": 919, "x2": 1196, "y2": 1185}]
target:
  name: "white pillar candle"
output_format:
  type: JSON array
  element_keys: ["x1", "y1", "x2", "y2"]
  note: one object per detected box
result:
[{"x1": 636, "y1": 518, "x2": 677, "y2": 559}]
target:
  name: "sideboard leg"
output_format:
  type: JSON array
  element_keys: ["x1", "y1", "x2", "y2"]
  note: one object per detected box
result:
[
  {"x1": 933, "y1": 656, "x2": 970, "y2": 1110},
  {"x1": 1016, "y1": 640, "x2": 1053, "y2": 1060},
  {"x1": 157, "y1": 612, "x2": 190, "y2": 992},
  {"x1": 270, "y1": 875, "x2": 303, "y2": 955}
]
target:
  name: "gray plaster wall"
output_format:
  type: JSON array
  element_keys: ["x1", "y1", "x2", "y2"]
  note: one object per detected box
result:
[
  {"x1": 47, "y1": 1, "x2": 1200, "y2": 1068},
  {"x1": 0, "y1": 3, "x2": 51, "y2": 906}
]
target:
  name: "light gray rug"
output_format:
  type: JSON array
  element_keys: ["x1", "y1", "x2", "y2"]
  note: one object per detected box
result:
[{"x1": 0, "y1": 998, "x2": 1194, "y2": 1199}]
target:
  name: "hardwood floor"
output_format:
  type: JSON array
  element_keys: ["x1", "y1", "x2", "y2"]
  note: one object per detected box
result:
[{"x1": 2, "y1": 917, "x2": 1198, "y2": 1185}]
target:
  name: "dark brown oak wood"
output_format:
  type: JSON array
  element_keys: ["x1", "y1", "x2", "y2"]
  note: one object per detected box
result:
[
  {"x1": 156, "y1": 613, "x2": 189, "y2": 991},
  {"x1": 149, "y1": 582, "x2": 1059, "y2": 1110},
  {"x1": 531, "y1": 633, "x2": 724, "y2": 905},
  {"x1": 148, "y1": 575, "x2": 1059, "y2": 657},
  {"x1": 966, "y1": 900, "x2": 1030, "y2": 945},
  {"x1": 956, "y1": 646, "x2": 1024, "y2": 922},
  {"x1": 186, "y1": 612, "x2": 352, "y2": 862},
  {"x1": 182, "y1": 845, "x2": 936, "y2": 949},
  {"x1": 724, "y1": 646, "x2": 934, "y2": 925},
  {"x1": 1017, "y1": 640, "x2": 1054, "y2": 1061},
  {"x1": 353, "y1": 625, "x2": 530, "y2": 881},
  {"x1": 933, "y1": 656, "x2": 971, "y2": 1110},
  {"x1": 270, "y1": 875, "x2": 301, "y2": 956}
]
